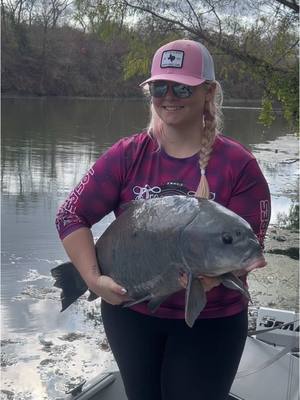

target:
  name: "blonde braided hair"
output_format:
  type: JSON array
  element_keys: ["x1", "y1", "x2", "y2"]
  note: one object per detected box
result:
[
  {"x1": 195, "y1": 81, "x2": 223, "y2": 198},
  {"x1": 146, "y1": 81, "x2": 223, "y2": 199}
]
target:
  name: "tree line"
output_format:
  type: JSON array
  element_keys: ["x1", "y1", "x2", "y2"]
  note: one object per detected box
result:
[{"x1": 1, "y1": 0, "x2": 299, "y2": 126}]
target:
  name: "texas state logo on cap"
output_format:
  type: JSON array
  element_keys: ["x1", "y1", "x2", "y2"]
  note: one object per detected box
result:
[
  {"x1": 161, "y1": 50, "x2": 184, "y2": 68},
  {"x1": 140, "y1": 39, "x2": 215, "y2": 87}
]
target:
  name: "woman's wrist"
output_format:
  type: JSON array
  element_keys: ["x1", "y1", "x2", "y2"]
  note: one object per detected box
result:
[{"x1": 83, "y1": 264, "x2": 101, "y2": 287}]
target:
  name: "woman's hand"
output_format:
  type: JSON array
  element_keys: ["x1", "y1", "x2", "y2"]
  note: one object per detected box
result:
[
  {"x1": 88, "y1": 275, "x2": 131, "y2": 305},
  {"x1": 179, "y1": 272, "x2": 221, "y2": 292}
]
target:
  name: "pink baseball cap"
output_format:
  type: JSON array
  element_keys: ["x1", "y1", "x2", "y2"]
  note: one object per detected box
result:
[{"x1": 140, "y1": 39, "x2": 215, "y2": 87}]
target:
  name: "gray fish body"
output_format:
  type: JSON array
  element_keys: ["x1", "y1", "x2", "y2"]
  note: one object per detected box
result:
[
  {"x1": 52, "y1": 196, "x2": 265, "y2": 327},
  {"x1": 97, "y1": 196, "x2": 199, "y2": 300}
]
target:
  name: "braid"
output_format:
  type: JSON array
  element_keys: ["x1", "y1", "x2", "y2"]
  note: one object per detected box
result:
[{"x1": 195, "y1": 81, "x2": 223, "y2": 199}]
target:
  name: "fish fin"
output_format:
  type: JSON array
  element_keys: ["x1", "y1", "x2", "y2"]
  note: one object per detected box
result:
[
  {"x1": 185, "y1": 273, "x2": 206, "y2": 328},
  {"x1": 147, "y1": 295, "x2": 169, "y2": 313},
  {"x1": 61, "y1": 296, "x2": 81, "y2": 312},
  {"x1": 51, "y1": 262, "x2": 88, "y2": 311},
  {"x1": 87, "y1": 291, "x2": 98, "y2": 302},
  {"x1": 122, "y1": 295, "x2": 152, "y2": 308},
  {"x1": 221, "y1": 273, "x2": 251, "y2": 301},
  {"x1": 120, "y1": 199, "x2": 145, "y2": 211}
]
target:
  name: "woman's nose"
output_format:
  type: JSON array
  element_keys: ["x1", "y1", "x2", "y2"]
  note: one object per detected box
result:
[{"x1": 164, "y1": 84, "x2": 175, "y2": 98}]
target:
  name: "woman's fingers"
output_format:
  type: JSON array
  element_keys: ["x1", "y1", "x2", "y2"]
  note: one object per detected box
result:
[
  {"x1": 91, "y1": 275, "x2": 130, "y2": 305},
  {"x1": 198, "y1": 275, "x2": 221, "y2": 291},
  {"x1": 178, "y1": 272, "x2": 188, "y2": 288}
]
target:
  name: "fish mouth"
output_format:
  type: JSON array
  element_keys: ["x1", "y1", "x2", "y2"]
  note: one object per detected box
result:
[
  {"x1": 232, "y1": 256, "x2": 267, "y2": 276},
  {"x1": 244, "y1": 256, "x2": 267, "y2": 272}
]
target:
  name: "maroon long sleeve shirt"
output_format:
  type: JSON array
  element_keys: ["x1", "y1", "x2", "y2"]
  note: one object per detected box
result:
[{"x1": 56, "y1": 131, "x2": 271, "y2": 319}]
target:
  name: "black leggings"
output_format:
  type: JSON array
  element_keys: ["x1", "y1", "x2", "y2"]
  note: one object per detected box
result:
[{"x1": 101, "y1": 302, "x2": 248, "y2": 400}]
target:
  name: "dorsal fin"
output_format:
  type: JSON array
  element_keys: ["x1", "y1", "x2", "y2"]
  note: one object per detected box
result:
[{"x1": 119, "y1": 199, "x2": 146, "y2": 212}]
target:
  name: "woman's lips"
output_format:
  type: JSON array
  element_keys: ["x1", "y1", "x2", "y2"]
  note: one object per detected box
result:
[{"x1": 162, "y1": 105, "x2": 184, "y2": 111}]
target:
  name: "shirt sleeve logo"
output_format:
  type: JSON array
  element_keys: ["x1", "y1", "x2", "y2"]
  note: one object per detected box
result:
[
  {"x1": 62, "y1": 167, "x2": 94, "y2": 214},
  {"x1": 258, "y1": 199, "x2": 271, "y2": 245}
]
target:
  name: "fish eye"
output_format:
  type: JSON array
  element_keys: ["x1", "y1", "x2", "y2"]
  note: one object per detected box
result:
[
  {"x1": 222, "y1": 233, "x2": 233, "y2": 244},
  {"x1": 236, "y1": 231, "x2": 241, "y2": 237}
]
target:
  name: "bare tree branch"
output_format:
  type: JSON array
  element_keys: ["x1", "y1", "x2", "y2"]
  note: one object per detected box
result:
[
  {"x1": 123, "y1": 0, "x2": 207, "y2": 37},
  {"x1": 204, "y1": 0, "x2": 222, "y2": 44},
  {"x1": 123, "y1": 0, "x2": 294, "y2": 75},
  {"x1": 185, "y1": 0, "x2": 203, "y2": 32}
]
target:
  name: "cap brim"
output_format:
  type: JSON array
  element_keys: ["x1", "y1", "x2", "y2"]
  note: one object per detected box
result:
[{"x1": 139, "y1": 74, "x2": 206, "y2": 87}]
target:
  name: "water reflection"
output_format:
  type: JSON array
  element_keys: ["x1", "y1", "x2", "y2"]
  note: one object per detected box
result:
[
  {"x1": 2, "y1": 97, "x2": 148, "y2": 196},
  {"x1": 1, "y1": 298, "x2": 113, "y2": 400},
  {"x1": 1, "y1": 98, "x2": 293, "y2": 199}
]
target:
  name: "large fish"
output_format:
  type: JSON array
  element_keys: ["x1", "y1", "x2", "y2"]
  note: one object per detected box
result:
[{"x1": 51, "y1": 196, "x2": 266, "y2": 327}]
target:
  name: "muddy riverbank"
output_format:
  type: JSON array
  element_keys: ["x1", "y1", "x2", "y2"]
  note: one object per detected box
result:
[{"x1": 249, "y1": 225, "x2": 299, "y2": 312}]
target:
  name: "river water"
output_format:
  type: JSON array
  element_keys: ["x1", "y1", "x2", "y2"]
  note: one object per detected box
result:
[{"x1": 1, "y1": 97, "x2": 299, "y2": 399}]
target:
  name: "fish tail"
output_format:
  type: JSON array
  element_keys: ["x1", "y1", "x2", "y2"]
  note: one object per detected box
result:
[{"x1": 51, "y1": 262, "x2": 88, "y2": 311}]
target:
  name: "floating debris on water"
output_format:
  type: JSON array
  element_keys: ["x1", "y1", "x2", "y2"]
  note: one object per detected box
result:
[
  {"x1": 58, "y1": 332, "x2": 87, "y2": 342},
  {"x1": 0, "y1": 339, "x2": 23, "y2": 347},
  {"x1": 1, "y1": 352, "x2": 18, "y2": 367},
  {"x1": 39, "y1": 358, "x2": 56, "y2": 367},
  {"x1": 18, "y1": 269, "x2": 51, "y2": 283},
  {"x1": 38, "y1": 334, "x2": 54, "y2": 349},
  {"x1": 13, "y1": 286, "x2": 59, "y2": 301},
  {"x1": 0, "y1": 390, "x2": 15, "y2": 400},
  {"x1": 99, "y1": 338, "x2": 110, "y2": 352}
]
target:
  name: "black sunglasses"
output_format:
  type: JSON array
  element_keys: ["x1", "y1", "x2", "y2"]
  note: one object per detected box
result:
[{"x1": 149, "y1": 81, "x2": 193, "y2": 99}]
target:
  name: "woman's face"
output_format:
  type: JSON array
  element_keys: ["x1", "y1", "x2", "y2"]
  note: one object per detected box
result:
[{"x1": 151, "y1": 81, "x2": 214, "y2": 129}]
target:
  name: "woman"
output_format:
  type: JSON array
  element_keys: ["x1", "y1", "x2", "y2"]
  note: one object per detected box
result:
[{"x1": 56, "y1": 39, "x2": 271, "y2": 400}]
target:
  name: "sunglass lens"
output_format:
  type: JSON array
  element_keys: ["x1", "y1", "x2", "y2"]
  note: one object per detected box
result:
[
  {"x1": 149, "y1": 82, "x2": 168, "y2": 98},
  {"x1": 173, "y1": 84, "x2": 193, "y2": 98},
  {"x1": 149, "y1": 82, "x2": 193, "y2": 98}
]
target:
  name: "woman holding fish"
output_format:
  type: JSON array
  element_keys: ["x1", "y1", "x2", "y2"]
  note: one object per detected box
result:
[{"x1": 55, "y1": 39, "x2": 271, "y2": 399}]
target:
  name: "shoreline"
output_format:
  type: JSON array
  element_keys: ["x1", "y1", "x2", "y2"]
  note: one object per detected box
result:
[{"x1": 1, "y1": 94, "x2": 281, "y2": 108}]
